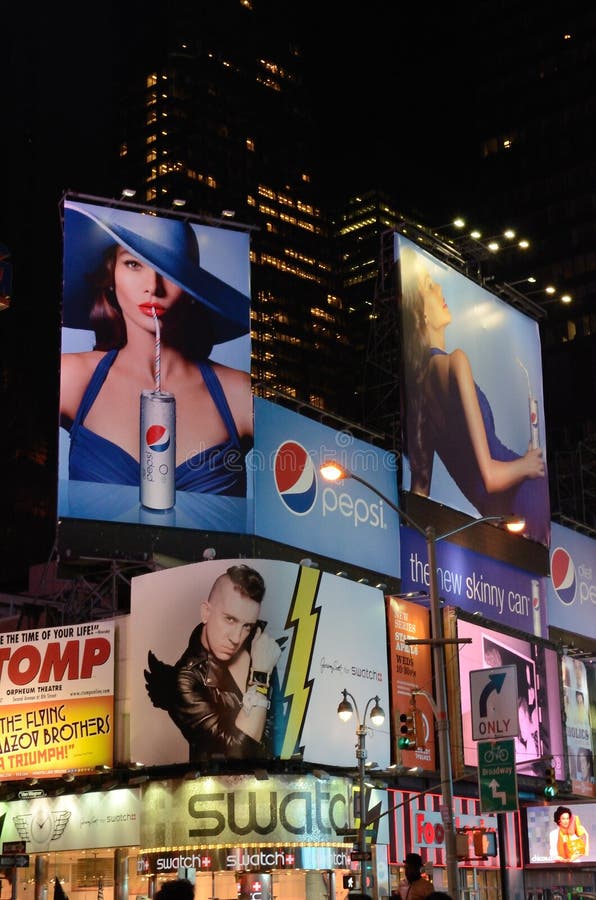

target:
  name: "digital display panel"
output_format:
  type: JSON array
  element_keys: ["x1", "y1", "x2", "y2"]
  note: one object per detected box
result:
[
  {"x1": 456, "y1": 616, "x2": 564, "y2": 777},
  {"x1": 524, "y1": 801, "x2": 596, "y2": 865}
]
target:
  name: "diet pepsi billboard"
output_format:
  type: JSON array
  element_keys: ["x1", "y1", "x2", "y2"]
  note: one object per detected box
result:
[
  {"x1": 58, "y1": 196, "x2": 252, "y2": 538},
  {"x1": 400, "y1": 526, "x2": 547, "y2": 637},
  {"x1": 253, "y1": 398, "x2": 399, "y2": 576},
  {"x1": 548, "y1": 521, "x2": 596, "y2": 635},
  {"x1": 397, "y1": 234, "x2": 551, "y2": 547}
]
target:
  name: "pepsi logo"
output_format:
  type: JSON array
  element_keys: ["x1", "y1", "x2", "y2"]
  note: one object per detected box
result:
[
  {"x1": 551, "y1": 546, "x2": 577, "y2": 605},
  {"x1": 145, "y1": 424, "x2": 171, "y2": 453},
  {"x1": 274, "y1": 441, "x2": 317, "y2": 515}
]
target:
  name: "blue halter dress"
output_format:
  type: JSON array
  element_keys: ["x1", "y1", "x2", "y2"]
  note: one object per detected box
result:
[
  {"x1": 67, "y1": 349, "x2": 250, "y2": 495},
  {"x1": 429, "y1": 347, "x2": 550, "y2": 544}
]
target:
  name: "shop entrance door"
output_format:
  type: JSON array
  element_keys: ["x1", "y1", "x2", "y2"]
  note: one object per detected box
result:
[{"x1": 194, "y1": 872, "x2": 238, "y2": 900}]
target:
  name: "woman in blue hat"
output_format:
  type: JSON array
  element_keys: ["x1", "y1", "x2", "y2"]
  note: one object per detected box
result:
[{"x1": 60, "y1": 199, "x2": 252, "y2": 496}]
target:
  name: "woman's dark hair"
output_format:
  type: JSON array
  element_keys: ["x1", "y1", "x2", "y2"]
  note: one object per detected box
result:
[
  {"x1": 88, "y1": 244, "x2": 215, "y2": 359},
  {"x1": 398, "y1": 245, "x2": 433, "y2": 486},
  {"x1": 554, "y1": 805, "x2": 572, "y2": 824},
  {"x1": 578, "y1": 746, "x2": 594, "y2": 776}
]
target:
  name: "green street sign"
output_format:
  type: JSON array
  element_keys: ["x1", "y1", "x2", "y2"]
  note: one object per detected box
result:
[{"x1": 477, "y1": 739, "x2": 519, "y2": 813}]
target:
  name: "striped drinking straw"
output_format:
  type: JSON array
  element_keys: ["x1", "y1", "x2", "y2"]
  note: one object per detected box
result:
[{"x1": 152, "y1": 306, "x2": 161, "y2": 392}]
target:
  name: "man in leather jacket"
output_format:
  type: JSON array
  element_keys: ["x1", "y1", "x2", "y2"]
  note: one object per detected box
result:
[{"x1": 144, "y1": 564, "x2": 282, "y2": 759}]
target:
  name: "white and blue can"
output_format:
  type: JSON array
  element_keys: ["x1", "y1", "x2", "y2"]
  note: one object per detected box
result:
[{"x1": 140, "y1": 389, "x2": 176, "y2": 510}]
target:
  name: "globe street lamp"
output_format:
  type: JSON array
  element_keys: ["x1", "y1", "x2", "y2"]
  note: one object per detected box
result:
[
  {"x1": 322, "y1": 462, "x2": 523, "y2": 899},
  {"x1": 337, "y1": 689, "x2": 385, "y2": 893}
]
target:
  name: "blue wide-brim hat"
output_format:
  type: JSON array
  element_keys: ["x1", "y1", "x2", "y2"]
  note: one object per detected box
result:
[{"x1": 62, "y1": 200, "x2": 250, "y2": 345}]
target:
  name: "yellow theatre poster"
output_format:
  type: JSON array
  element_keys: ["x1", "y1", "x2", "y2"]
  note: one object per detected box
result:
[{"x1": 0, "y1": 620, "x2": 114, "y2": 779}]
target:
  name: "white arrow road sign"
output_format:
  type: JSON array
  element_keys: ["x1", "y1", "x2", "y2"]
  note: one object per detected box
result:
[{"x1": 470, "y1": 665, "x2": 519, "y2": 740}]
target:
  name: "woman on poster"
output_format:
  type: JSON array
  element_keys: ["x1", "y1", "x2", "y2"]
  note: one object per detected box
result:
[
  {"x1": 399, "y1": 243, "x2": 550, "y2": 544},
  {"x1": 549, "y1": 806, "x2": 589, "y2": 861},
  {"x1": 60, "y1": 200, "x2": 252, "y2": 496}
]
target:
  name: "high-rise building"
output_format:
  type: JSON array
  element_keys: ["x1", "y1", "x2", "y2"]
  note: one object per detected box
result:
[
  {"x1": 116, "y1": 0, "x2": 354, "y2": 420},
  {"x1": 2, "y1": 0, "x2": 595, "y2": 592}
]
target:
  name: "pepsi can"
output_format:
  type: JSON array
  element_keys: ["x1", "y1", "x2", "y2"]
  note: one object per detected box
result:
[
  {"x1": 140, "y1": 389, "x2": 176, "y2": 510},
  {"x1": 529, "y1": 397, "x2": 540, "y2": 449},
  {"x1": 531, "y1": 578, "x2": 542, "y2": 637}
]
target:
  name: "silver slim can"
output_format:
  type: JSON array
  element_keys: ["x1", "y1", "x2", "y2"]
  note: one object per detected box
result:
[
  {"x1": 529, "y1": 397, "x2": 540, "y2": 449},
  {"x1": 140, "y1": 389, "x2": 176, "y2": 510},
  {"x1": 531, "y1": 579, "x2": 542, "y2": 637}
]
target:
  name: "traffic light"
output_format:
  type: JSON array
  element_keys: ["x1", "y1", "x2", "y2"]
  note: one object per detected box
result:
[
  {"x1": 473, "y1": 829, "x2": 497, "y2": 858},
  {"x1": 399, "y1": 706, "x2": 418, "y2": 749},
  {"x1": 544, "y1": 762, "x2": 558, "y2": 798}
]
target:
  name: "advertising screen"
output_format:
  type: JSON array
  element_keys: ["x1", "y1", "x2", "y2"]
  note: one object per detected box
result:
[
  {"x1": 524, "y1": 801, "x2": 596, "y2": 865},
  {"x1": 386, "y1": 596, "x2": 436, "y2": 769},
  {"x1": 58, "y1": 197, "x2": 252, "y2": 538},
  {"x1": 129, "y1": 559, "x2": 391, "y2": 768},
  {"x1": 400, "y1": 525, "x2": 547, "y2": 637},
  {"x1": 561, "y1": 655, "x2": 595, "y2": 798},
  {"x1": 0, "y1": 788, "x2": 140, "y2": 851},
  {"x1": 0, "y1": 620, "x2": 115, "y2": 779},
  {"x1": 455, "y1": 616, "x2": 564, "y2": 777},
  {"x1": 396, "y1": 234, "x2": 551, "y2": 547},
  {"x1": 254, "y1": 398, "x2": 400, "y2": 576},
  {"x1": 548, "y1": 521, "x2": 596, "y2": 633}
]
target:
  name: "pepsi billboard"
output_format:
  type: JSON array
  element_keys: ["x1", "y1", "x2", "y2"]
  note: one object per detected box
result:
[
  {"x1": 548, "y1": 521, "x2": 596, "y2": 634},
  {"x1": 400, "y1": 525, "x2": 547, "y2": 637},
  {"x1": 58, "y1": 196, "x2": 252, "y2": 538},
  {"x1": 253, "y1": 398, "x2": 400, "y2": 576},
  {"x1": 396, "y1": 234, "x2": 551, "y2": 547}
]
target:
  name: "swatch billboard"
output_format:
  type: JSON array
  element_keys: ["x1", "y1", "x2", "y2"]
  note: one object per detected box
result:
[
  {"x1": 129, "y1": 559, "x2": 391, "y2": 768},
  {"x1": 58, "y1": 196, "x2": 252, "y2": 537},
  {"x1": 254, "y1": 397, "x2": 400, "y2": 576},
  {"x1": 396, "y1": 233, "x2": 551, "y2": 547}
]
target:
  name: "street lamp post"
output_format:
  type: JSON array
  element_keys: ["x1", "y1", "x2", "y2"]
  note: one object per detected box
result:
[
  {"x1": 337, "y1": 689, "x2": 385, "y2": 894},
  {"x1": 322, "y1": 462, "x2": 523, "y2": 900}
]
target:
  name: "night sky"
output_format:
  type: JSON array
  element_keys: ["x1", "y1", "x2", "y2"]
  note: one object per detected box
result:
[
  {"x1": 0, "y1": 2, "x2": 481, "y2": 587},
  {"x1": 298, "y1": 2, "x2": 475, "y2": 215}
]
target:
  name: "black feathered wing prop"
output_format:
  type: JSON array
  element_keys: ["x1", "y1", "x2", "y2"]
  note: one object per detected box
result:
[{"x1": 144, "y1": 650, "x2": 176, "y2": 710}]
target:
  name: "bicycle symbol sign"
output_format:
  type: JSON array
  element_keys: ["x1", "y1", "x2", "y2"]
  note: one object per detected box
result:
[
  {"x1": 482, "y1": 745, "x2": 510, "y2": 764},
  {"x1": 477, "y1": 739, "x2": 518, "y2": 813}
]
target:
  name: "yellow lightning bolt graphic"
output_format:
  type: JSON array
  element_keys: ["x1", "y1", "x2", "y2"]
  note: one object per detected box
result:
[{"x1": 280, "y1": 565, "x2": 322, "y2": 758}]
